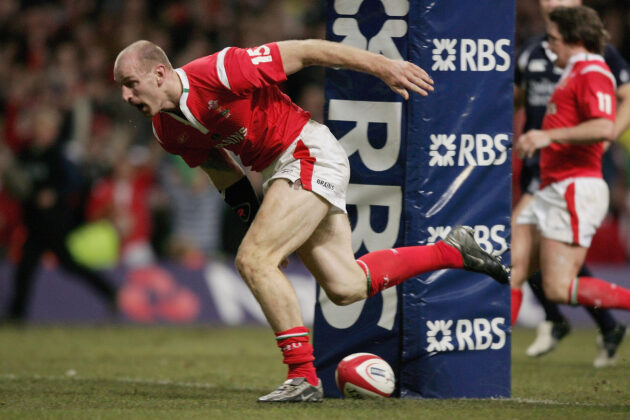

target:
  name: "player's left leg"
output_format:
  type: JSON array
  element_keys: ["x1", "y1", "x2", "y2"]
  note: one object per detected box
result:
[
  {"x1": 538, "y1": 238, "x2": 628, "y2": 365},
  {"x1": 297, "y1": 215, "x2": 507, "y2": 307},
  {"x1": 540, "y1": 237, "x2": 630, "y2": 310}
]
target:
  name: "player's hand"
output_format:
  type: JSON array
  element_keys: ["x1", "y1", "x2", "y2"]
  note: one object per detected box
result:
[
  {"x1": 383, "y1": 59, "x2": 434, "y2": 99},
  {"x1": 516, "y1": 129, "x2": 552, "y2": 158}
]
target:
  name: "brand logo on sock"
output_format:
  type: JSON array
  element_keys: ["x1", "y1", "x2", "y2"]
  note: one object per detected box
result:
[
  {"x1": 282, "y1": 343, "x2": 303, "y2": 352},
  {"x1": 426, "y1": 317, "x2": 506, "y2": 352}
]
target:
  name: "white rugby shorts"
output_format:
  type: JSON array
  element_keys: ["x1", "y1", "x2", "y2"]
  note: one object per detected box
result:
[
  {"x1": 261, "y1": 120, "x2": 350, "y2": 213},
  {"x1": 516, "y1": 177, "x2": 609, "y2": 247}
]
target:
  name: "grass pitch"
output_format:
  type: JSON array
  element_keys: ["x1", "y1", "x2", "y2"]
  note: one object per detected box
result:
[{"x1": 1, "y1": 326, "x2": 629, "y2": 419}]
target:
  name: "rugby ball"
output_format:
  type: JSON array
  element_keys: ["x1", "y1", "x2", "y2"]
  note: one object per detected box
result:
[{"x1": 335, "y1": 353, "x2": 395, "y2": 398}]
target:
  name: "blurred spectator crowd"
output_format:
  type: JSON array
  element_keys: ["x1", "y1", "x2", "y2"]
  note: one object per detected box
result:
[
  {"x1": 1, "y1": 0, "x2": 630, "y2": 271},
  {"x1": 0, "y1": 0, "x2": 326, "y2": 269}
]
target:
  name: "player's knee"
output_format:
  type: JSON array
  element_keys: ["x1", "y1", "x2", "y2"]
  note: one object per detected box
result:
[
  {"x1": 322, "y1": 285, "x2": 362, "y2": 306},
  {"x1": 234, "y1": 246, "x2": 260, "y2": 282},
  {"x1": 542, "y1": 281, "x2": 567, "y2": 303}
]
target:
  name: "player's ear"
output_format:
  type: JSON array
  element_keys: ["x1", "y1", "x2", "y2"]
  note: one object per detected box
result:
[{"x1": 154, "y1": 64, "x2": 167, "y2": 86}]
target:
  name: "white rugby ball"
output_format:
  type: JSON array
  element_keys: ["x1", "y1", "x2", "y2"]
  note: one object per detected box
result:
[{"x1": 335, "y1": 353, "x2": 395, "y2": 398}]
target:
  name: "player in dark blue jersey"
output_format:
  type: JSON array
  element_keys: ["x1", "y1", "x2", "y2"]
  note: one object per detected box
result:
[{"x1": 514, "y1": 0, "x2": 630, "y2": 367}]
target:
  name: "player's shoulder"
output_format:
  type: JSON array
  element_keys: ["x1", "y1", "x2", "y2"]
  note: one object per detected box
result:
[
  {"x1": 181, "y1": 51, "x2": 220, "y2": 73},
  {"x1": 517, "y1": 34, "x2": 547, "y2": 71},
  {"x1": 576, "y1": 58, "x2": 616, "y2": 88},
  {"x1": 603, "y1": 44, "x2": 624, "y2": 63},
  {"x1": 603, "y1": 44, "x2": 630, "y2": 85}
]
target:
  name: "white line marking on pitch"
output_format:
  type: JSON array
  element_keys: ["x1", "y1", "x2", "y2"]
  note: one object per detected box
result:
[
  {"x1": 0, "y1": 373, "x2": 217, "y2": 389},
  {"x1": 0, "y1": 374, "x2": 623, "y2": 407}
]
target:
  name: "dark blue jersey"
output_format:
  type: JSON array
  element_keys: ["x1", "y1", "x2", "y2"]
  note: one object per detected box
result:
[{"x1": 515, "y1": 35, "x2": 630, "y2": 194}]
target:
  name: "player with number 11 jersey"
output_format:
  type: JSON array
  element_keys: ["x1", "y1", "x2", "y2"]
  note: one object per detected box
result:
[{"x1": 540, "y1": 54, "x2": 616, "y2": 188}]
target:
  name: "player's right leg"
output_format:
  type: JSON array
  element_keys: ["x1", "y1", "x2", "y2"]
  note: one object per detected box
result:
[
  {"x1": 509, "y1": 222, "x2": 541, "y2": 325},
  {"x1": 525, "y1": 271, "x2": 571, "y2": 357},
  {"x1": 514, "y1": 193, "x2": 570, "y2": 356},
  {"x1": 238, "y1": 178, "x2": 329, "y2": 402}
]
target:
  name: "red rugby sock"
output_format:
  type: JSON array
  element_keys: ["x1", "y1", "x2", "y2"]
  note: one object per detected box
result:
[
  {"x1": 569, "y1": 276, "x2": 630, "y2": 310},
  {"x1": 357, "y1": 241, "x2": 463, "y2": 297},
  {"x1": 275, "y1": 326, "x2": 318, "y2": 386},
  {"x1": 511, "y1": 288, "x2": 523, "y2": 326}
]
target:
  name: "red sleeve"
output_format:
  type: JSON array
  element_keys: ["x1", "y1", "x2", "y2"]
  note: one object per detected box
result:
[
  {"x1": 219, "y1": 43, "x2": 287, "y2": 95},
  {"x1": 173, "y1": 148, "x2": 209, "y2": 168},
  {"x1": 151, "y1": 118, "x2": 210, "y2": 168},
  {"x1": 577, "y1": 71, "x2": 616, "y2": 122}
]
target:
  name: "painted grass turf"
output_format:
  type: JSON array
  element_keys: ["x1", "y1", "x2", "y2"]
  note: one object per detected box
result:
[{"x1": 1, "y1": 325, "x2": 629, "y2": 419}]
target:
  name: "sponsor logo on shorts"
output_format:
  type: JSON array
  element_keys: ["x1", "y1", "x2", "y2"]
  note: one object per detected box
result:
[{"x1": 316, "y1": 178, "x2": 335, "y2": 191}]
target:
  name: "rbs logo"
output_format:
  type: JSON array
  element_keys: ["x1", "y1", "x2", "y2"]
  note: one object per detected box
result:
[
  {"x1": 426, "y1": 318, "x2": 507, "y2": 352},
  {"x1": 429, "y1": 134, "x2": 509, "y2": 167},
  {"x1": 432, "y1": 39, "x2": 511, "y2": 72}
]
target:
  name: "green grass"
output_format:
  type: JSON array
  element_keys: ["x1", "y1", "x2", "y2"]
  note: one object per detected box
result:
[{"x1": 1, "y1": 326, "x2": 629, "y2": 419}]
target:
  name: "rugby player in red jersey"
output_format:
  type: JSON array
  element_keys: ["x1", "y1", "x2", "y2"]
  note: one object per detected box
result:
[
  {"x1": 114, "y1": 38, "x2": 508, "y2": 402},
  {"x1": 512, "y1": 6, "x2": 630, "y2": 353}
]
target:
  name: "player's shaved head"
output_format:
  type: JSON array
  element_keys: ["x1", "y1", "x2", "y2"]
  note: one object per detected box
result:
[{"x1": 114, "y1": 40, "x2": 172, "y2": 81}]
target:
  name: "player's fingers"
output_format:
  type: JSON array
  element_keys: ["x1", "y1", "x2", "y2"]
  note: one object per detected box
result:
[
  {"x1": 391, "y1": 86, "x2": 409, "y2": 100},
  {"x1": 412, "y1": 66, "x2": 433, "y2": 85},
  {"x1": 403, "y1": 79, "x2": 429, "y2": 96},
  {"x1": 410, "y1": 74, "x2": 434, "y2": 92}
]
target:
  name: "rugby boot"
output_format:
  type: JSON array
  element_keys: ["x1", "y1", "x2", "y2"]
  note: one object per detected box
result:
[
  {"x1": 594, "y1": 324, "x2": 627, "y2": 368},
  {"x1": 526, "y1": 318, "x2": 571, "y2": 357},
  {"x1": 257, "y1": 377, "x2": 324, "y2": 402},
  {"x1": 444, "y1": 226, "x2": 509, "y2": 284}
]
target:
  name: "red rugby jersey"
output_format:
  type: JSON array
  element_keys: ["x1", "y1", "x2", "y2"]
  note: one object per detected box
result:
[
  {"x1": 540, "y1": 53, "x2": 616, "y2": 188},
  {"x1": 152, "y1": 43, "x2": 311, "y2": 171}
]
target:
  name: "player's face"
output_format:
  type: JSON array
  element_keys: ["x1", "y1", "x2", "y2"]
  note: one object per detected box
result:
[
  {"x1": 539, "y1": 0, "x2": 581, "y2": 22},
  {"x1": 116, "y1": 59, "x2": 161, "y2": 118},
  {"x1": 547, "y1": 23, "x2": 571, "y2": 68}
]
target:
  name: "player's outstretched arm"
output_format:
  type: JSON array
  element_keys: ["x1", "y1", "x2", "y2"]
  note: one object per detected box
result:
[{"x1": 276, "y1": 39, "x2": 434, "y2": 100}]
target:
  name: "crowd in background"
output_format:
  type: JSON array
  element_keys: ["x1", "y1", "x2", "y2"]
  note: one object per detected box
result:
[
  {"x1": 0, "y1": 0, "x2": 326, "y2": 270},
  {"x1": 1, "y1": 0, "x2": 630, "y2": 273}
]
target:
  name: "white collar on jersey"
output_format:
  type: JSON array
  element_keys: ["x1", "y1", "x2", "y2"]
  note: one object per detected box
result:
[
  {"x1": 167, "y1": 68, "x2": 209, "y2": 134},
  {"x1": 558, "y1": 52, "x2": 606, "y2": 84},
  {"x1": 567, "y1": 52, "x2": 604, "y2": 65},
  {"x1": 541, "y1": 40, "x2": 563, "y2": 75}
]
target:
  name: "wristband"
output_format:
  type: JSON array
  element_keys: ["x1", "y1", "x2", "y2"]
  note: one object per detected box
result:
[{"x1": 221, "y1": 177, "x2": 260, "y2": 226}]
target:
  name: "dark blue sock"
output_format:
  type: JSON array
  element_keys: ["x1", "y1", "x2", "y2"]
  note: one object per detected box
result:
[{"x1": 528, "y1": 272, "x2": 565, "y2": 323}]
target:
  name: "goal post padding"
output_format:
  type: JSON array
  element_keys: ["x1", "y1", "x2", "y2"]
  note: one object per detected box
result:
[{"x1": 314, "y1": 0, "x2": 513, "y2": 398}]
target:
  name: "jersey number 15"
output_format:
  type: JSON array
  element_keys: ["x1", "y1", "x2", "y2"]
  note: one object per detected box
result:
[{"x1": 247, "y1": 46, "x2": 272, "y2": 65}]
